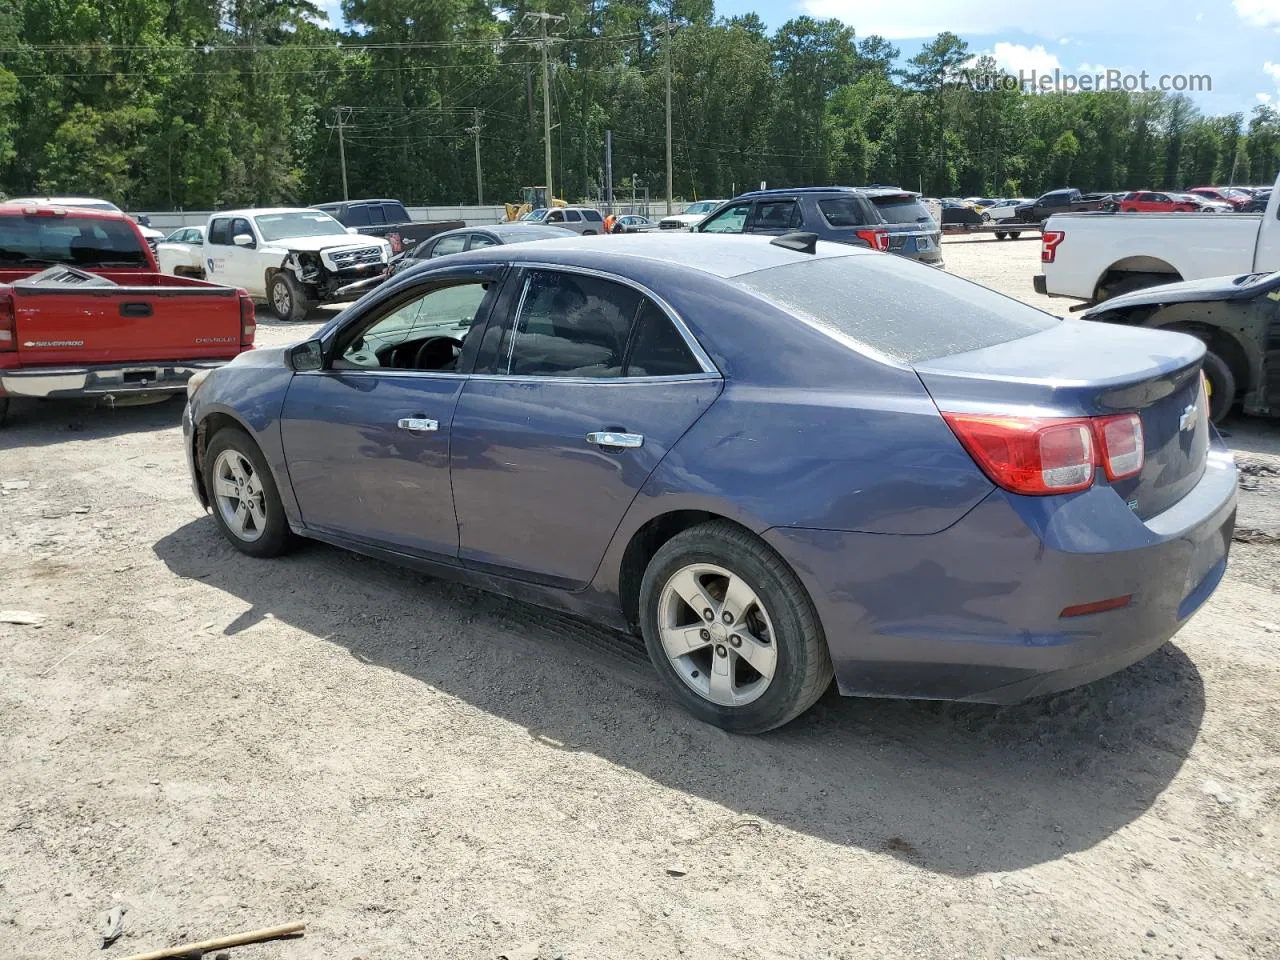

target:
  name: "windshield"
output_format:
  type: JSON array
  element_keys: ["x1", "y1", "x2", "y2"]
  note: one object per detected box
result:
[
  {"x1": 734, "y1": 254, "x2": 1059, "y2": 363},
  {"x1": 686, "y1": 201, "x2": 718, "y2": 214},
  {"x1": 524, "y1": 208, "x2": 550, "y2": 223},
  {"x1": 0, "y1": 214, "x2": 149, "y2": 267},
  {"x1": 253, "y1": 211, "x2": 348, "y2": 241}
]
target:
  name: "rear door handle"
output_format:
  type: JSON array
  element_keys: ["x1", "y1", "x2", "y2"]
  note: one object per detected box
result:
[
  {"x1": 397, "y1": 417, "x2": 438, "y2": 432},
  {"x1": 587, "y1": 431, "x2": 643, "y2": 449}
]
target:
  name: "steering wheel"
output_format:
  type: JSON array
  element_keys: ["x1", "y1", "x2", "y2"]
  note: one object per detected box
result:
[{"x1": 413, "y1": 336, "x2": 464, "y2": 371}]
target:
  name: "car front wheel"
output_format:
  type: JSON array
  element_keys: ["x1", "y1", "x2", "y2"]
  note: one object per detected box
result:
[
  {"x1": 268, "y1": 272, "x2": 316, "y2": 322},
  {"x1": 203, "y1": 426, "x2": 293, "y2": 557},
  {"x1": 639, "y1": 521, "x2": 833, "y2": 734}
]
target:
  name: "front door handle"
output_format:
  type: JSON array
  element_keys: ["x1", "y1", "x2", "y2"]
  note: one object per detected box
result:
[
  {"x1": 398, "y1": 417, "x2": 438, "y2": 432},
  {"x1": 587, "y1": 430, "x2": 643, "y2": 449}
]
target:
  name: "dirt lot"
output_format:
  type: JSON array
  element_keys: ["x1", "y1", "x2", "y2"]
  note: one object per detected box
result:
[{"x1": 2, "y1": 236, "x2": 1278, "y2": 960}]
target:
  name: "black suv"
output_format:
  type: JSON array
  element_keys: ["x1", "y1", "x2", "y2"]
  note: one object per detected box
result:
[{"x1": 694, "y1": 187, "x2": 943, "y2": 266}]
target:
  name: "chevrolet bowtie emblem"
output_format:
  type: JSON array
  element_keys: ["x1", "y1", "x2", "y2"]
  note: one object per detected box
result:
[{"x1": 1179, "y1": 401, "x2": 1198, "y2": 432}]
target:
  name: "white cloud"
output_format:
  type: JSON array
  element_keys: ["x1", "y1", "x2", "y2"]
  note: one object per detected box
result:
[
  {"x1": 1260, "y1": 92, "x2": 1274, "y2": 102},
  {"x1": 1266, "y1": 61, "x2": 1280, "y2": 81},
  {"x1": 800, "y1": 0, "x2": 1167, "y2": 39},
  {"x1": 981, "y1": 42, "x2": 1062, "y2": 76},
  {"x1": 1059, "y1": 37, "x2": 1070, "y2": 45},
  {"x1": 1235, "y1": 0, "x2": 1280, "y2": 28}
]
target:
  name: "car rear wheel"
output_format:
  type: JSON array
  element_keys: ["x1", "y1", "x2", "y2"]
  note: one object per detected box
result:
[
  {"x1": 639, "y1": 521, "x2": 833, "y2": 734},
  {"x1": 994, "y1": 231, "x2": 1007, "y2": 240},
  {"x1": 203, "y1": 426, "x2": 292, "y2": 557},
  {"x1": 1199, "y1": 349, "x2": 1236, "y2": 423},
  {"x1": 269, "y1": 272, "x2": 316, "y2": 323}
]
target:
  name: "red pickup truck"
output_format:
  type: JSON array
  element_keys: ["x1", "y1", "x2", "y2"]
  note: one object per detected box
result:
[{"x1": 0, "y1": 203, "x2": 254, "y2": 424}]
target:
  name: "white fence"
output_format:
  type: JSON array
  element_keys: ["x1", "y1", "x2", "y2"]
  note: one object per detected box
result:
[{"x1": 136, "y1": 201, "x2": 699, "y2": 231}]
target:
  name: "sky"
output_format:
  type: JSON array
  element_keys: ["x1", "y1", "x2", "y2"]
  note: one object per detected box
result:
[{"x1": 718, "y1": 0, "x2": 1280, "y2": 115}]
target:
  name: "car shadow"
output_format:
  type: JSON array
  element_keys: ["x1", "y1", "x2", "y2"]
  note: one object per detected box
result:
[
  {"x1": 153, "y1": 518, "x2": 1205, "y2": 878},
  {"x1": 0, "y1": 395, "x2": 184, "y2": 448}
]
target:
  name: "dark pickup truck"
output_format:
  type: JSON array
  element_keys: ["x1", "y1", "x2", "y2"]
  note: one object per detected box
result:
[
  {"x1": 0, "y1": 203, "x2": 252, "y2": 424},
  {"x1": 1013, "y1": 189, "x2": 1117, "y2": 224},
  {"x1": 313, "y1": 199, "x2": 463, "y2": 255}
]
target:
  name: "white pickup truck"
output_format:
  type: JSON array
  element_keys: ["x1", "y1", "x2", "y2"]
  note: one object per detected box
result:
[
  {"x1": 1034, "y1": 171, "x2": 1280, "y2": 303},
  {"x1": 202, "y1": 208, "x2": 391, "y2": 321}
]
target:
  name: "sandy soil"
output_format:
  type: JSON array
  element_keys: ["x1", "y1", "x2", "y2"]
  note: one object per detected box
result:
[{"x1": 1, "y1": 237, "x2": 1277, "y2": 960}]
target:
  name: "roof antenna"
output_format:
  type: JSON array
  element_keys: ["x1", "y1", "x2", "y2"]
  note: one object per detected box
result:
[{"x1": 770, "y1": 231, "x2": 818, "y2": 254}]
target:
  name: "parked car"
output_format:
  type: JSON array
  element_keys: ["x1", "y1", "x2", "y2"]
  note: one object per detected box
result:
[
  {"x1": 919, "y1": 197, "x2": 943, "y2": 225},
  {"x1": 183, "y1": 232, "x2": 1235, "y2": 732},
  {"x1": 612, "y1": 214, "x2": 657, "y2": 233},
  {"x1": 1081, "y1": 269, "x2": 1280, "y2": 422},
  {"x1": 202, "y1": 208, "x2": 392, "y2": 321},
  {"x1": 1118, "y1": 191, "x2": 1205, "y2": 213},
  {"x1": 985, "y1": 198, "x2": 1032, "y2": 222},
  {"x1": 1034, "y1": 170, "x2": 1280, "y2": 303},
  {"x1": 388, "y1": 223, "x2": 573, "y2": 277},
  {"x1": 7, "y1": 196, "x2": 123, "y2": 213},
  {"x1": 1013, "y1": 189, "x2": 1114, "y2": 223},
  {"x1": 1187, "y1": 187, "x2": 1253, "y2": 211},
  {"x1": 0, "y1": 203, "x2": 253, "y2": 425},
  {"x1": 1243, "y1": 190, "x2": 1272, "y2": 213},
  {"x1": 694, "y1": 188, "x2": 943, "y2": 267},
  {"x1": 524, "y1": 205, "x2": 606, "y2": 235},
  {"x1": 658, "y1": 200, "x2": 726, "y2": 231},
  {"x1": 940, "y1": 199, "x2": 984, "y2": 226},
  {"x1": 156, "y1": 225, "x2": 207, "y2": 277},
  {"x1": 313, "y1": 198, "x2": 462, "y2": 255}
]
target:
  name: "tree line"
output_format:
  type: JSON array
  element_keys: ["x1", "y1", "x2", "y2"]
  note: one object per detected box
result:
[{"x1": 1, "y1": 0, "x2": 1277, "y2": 212}]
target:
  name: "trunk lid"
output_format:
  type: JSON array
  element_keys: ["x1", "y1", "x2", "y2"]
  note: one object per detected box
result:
[
  {"x1": 915, "y1": 319, "x2": 1210, "y2": 519},
  {"x1": 10, "y1": 270, "x2": 244, "y2": 366}
]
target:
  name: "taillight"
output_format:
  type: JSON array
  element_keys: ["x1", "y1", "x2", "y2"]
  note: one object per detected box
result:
[
  {"x1": 1094, "y1": 413, "x2": 1144, "y2": 480},
  {"x1": 239, "y1": 291, "x2": 256, "y2": 347},
  {"x1": 1041, "y1": 230, "x2": 1065, "y2": 263},
  {"x1": 855, "y1": 228, "x2": 890, "y2": 251},
  {"x1": 0, "y1": 291, "x2": 14, "y2": 352},
  {"x1": 943, "y1": 414, "x2": 1096, "y2": 495}
]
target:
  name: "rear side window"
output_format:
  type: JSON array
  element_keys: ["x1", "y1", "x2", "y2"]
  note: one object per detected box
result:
[
  {"x1": 582, "y1": 209, "x2": 603, "y2": 222},
  {"x1": 817, "y1": 198, "x2": 871, "y2": 228},
  {"x1": 507, "y1": 270, "x2": 640, "y2": 377},
  {"x1": 734, "y1": 255, "x2": 1059, "y2": 363},
  {"x1": 751, "y1": 200, "x2": 802, "y2": 230},
  {"x1": 207, "y1": 218, "x2": 231, "y2": 245},
  {"x1": 564, "y1": 209, "x2": 582, "y2": 222},
  {"x1": 870, "y1": 196, "x2": 933, "y2": 226},
  {"x1": 627, "y1": 302, "x2": 701, "y2": 377},
  {"x1": 431, "y1": 234, "x2": 467, "y2": 257}
]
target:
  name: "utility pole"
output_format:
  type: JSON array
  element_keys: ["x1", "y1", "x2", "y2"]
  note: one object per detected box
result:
[
  {"x1": 523, "y1": 11, "x2": 565, "y2": 199},
  {"x1": 654, "y1": 19, "x2": 675, "y2": 215},
  {"x1": 330, "y1": 106, "x2": 352, "y2": 201},
  {"x1": 467, "y1": 108, "x2": 484, "y2": 205},
  {"x1": 604, "y1": 129, "x2": 613, "y2": 210}
]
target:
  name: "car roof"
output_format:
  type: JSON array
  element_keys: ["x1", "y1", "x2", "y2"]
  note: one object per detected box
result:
[
  {"x1": 729, "y1": 186, "x2": 916, "y2": 201},
  {"x1": 443, "y1": 232, "x2": 869, "y2": 279},
  {"x1": 213, "y1": 207, "x2": 332, "y2": 218},
  {"x1": 0, "y1": 201, "x2": 131, "y2": 222},
  {"x1": 315, "y1": 198, "x2": 403, "y2": 208}
]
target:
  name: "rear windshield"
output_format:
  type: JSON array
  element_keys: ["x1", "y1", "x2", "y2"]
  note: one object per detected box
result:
[
  {"x1": 870, "y1": 196, "x2": 934, "y2": 226},
  {"x1": 0, "y1": 214, "x2": 148, "y2": 267},
  {"x1": 734, "y1": 254, "x2": 1059, "y2": 363}
]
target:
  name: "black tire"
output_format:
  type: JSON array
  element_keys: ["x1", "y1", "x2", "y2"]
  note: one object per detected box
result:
[
  {"x1": 994, "y1": 231, "x2": 1007, "y2": 240},
  {"x1": 268, "y1": 271, "x2": 316, "y2": 322},
  {"x1": 1198, "y1": 348, "x2": 1236, "y2": 424},
  {"x1": 1096, "y1": 272, "x2": 1173, "y2": 303},
  {"x1": 638, "y1": 520, "x2": 833, "y2": 734},
  {"x1": 0, "y1": 395, "x2": 8, "y2": 427},
  {"x1": 1009, "y1": 231, "x2": 1021, "y2": 239},
  {"x1": 202, "y1": 426, "x2": 293, "y2": 558}
]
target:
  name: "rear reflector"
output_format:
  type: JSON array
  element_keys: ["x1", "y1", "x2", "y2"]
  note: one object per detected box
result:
[
  {"x1": 1095, "y1": 413, "x2": 1144, "y2": 480},
  {"x1": 1059, "y1": 595, "x2": 1133, "y2": 618},
  {"x1": 941, "y1": 414, "x2": 1096, "y2": 495},
  {"x1": 1041, "y1": 230, "x2": 1065, "y2": 263}
]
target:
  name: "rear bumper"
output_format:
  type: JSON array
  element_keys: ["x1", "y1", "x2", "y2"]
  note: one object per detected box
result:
[
  {"x1": 0, "y1": 359, "x2": 228, "y2": 399},
  {"x1": 764, "y1": 443, "x2": 1237, "y2": 704}
]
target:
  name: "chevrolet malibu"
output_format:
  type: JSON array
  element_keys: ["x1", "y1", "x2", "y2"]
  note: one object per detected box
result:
[{"x1": 182, "y1": 233, "x2": 1237, "y2": 733}]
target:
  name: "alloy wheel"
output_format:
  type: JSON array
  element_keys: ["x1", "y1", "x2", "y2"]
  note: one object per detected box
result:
[
  {"x1": 272, "y1": 280, "x2": 292, "y2": 317},
  {"x1": 212, "y1": 449, "x2": 268, "y2": 543},
  {"x1": 657, "y1": 563, "x2": 777, "y2": 707}
]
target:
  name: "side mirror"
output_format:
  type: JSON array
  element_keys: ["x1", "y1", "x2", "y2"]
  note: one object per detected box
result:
[
  {"x1": 233, "y1": 233, "x2": 255, "y2": 248},
  {"x1": 346, "y1": 226, "x2": 360, "y2": 235},
  {"x1": 288, "y1": 339, "x2": 324, "y2": 372}
]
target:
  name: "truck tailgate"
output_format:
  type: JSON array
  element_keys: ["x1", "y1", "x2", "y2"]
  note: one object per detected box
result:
[{"x1": 10, "y1": 275, "x2": 244, "y2": 366}]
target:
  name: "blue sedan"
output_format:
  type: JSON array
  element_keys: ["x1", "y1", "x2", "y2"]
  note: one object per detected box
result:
[{"x1": 182, "y1": 233, "x2": 1237, "y2": 733}]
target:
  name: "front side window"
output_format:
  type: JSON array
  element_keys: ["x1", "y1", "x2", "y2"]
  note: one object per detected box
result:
[
  {"x1": 368, "y1": 205, "x2": 387, "y2": 225},
  {"x1": 231, "y1": 218, "x2": 253, "y2": 242},
  {"x1": 343, "y1": 205, "x2": 370, "y2": 227},
  {"x1": 699, "y1": 203, "x2": 750, "y2": 233},
  {"x1": 431, "y1": 234, "x2": 467, "y2": 257},
  {"x1": 339, "y1": 282, "x2": 490, "y2": 371}
]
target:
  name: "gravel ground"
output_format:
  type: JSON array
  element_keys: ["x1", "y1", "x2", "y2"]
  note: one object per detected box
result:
[{"x1": 1, "y1": 236, "x2": 1278, "y2": 960}]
